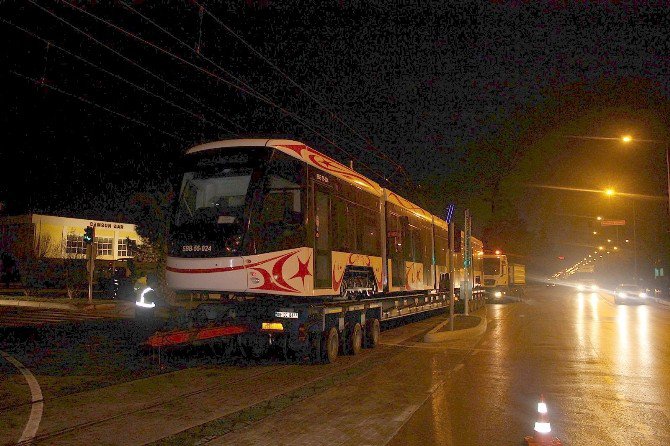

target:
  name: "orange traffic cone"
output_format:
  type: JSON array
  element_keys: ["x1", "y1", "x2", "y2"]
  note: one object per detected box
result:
[{"x1": 524, "y1": 395, "x2": 562, "y2": 446}]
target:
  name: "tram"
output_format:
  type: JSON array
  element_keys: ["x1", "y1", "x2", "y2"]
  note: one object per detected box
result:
[
  {"x1": 146, "y1": 139, "x2": 482, "y2": 363},
  {"x1": 166, "y1": 139, "x2": 452, "y2": 298}
]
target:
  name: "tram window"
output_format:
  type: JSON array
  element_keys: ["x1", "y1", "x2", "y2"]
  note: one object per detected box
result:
[
  {"x1": 333, "y1": 197, "x2": 353, "y2": 252},
  {"x1": 254, "y1": 154, "x2": 306, "y2": 253},
  {"x1": 421, "y1": 225, "x2": 432, "y2": 286},
  {"x1": 435, "y1": 234, "x2": 448, "y2": 266},
  {"x1": 359, "y1": 211, "x2": 379, "y2": 256}
]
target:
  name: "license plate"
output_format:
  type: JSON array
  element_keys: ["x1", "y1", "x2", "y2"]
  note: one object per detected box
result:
[{"x1": 275, "y1": 311, "x2": 299, "y2": 319}]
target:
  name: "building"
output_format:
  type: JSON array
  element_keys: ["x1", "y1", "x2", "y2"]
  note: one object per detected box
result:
[{"x1": 0, "y1": 214, "x2": 142, "y2": 262}]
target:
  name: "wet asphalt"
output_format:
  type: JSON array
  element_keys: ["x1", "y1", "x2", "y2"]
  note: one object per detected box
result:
[
  {"x1": 2, "y1": 286, "x2": 669, "y2": 445},
  {"x1": 388, "y1": 286, "x2": 670, "y2": 446}
]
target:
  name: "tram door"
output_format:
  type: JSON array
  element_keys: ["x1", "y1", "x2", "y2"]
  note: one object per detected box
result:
[{"x1": 314, "y1": 187, "x2": 332, "y2": 289}]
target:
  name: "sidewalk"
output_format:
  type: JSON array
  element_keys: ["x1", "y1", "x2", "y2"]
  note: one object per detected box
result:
[
  {"x1": 423, "y1": 306, "x2": 487, "y2": 342},
  {"x1": 0, "y1": 294, "x2": 135, "y2": 316}
]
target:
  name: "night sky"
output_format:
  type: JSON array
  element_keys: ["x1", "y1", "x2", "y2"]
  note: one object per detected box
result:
[{"x1": 2, "y1": 1, "x2": 670, "y2": 278}]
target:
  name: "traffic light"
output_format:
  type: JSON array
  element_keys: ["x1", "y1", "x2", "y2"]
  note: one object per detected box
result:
[{"x1": 84, "y1": 226, "x2": 95, "y2": 245}]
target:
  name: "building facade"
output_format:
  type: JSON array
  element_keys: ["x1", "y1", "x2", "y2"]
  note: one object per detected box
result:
[{"x1": 0, "y1": 214, "x2": 142, "y2": 262}]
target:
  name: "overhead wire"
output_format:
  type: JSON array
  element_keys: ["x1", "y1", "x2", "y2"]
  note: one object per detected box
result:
[
  {"x1": 9, "y1": 69, "x2": 187, "y2": 143},
  {"x1": 189, "y1": 0, "x2": 413, "y2": 180},
  {"x1": 118, "y1": 1, "x2": 413, "y2": 193},
  {"x1": 0, "y1": 17, "x2": 236, "y2": 136},
  {"x1": 118, "y1": 1, "x2": 369, "y2": 158},
  {"x1": 54, "y1": 0, "x2": 394, "y2": 183},
  {"x1": 26, "y1": 0, "x2": 245, "y2": 134}
]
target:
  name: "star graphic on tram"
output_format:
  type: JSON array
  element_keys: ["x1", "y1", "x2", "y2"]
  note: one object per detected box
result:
[{"x1": 290, "y1": 254, "x2": 312, "y2": 286}]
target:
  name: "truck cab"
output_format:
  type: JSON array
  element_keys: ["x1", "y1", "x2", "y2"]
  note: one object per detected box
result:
[{"x1": 482, "y1": 254, "x2": 508, "y2": 298}]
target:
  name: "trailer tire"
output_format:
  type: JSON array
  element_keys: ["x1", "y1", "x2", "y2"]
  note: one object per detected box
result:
[
  {"x1": 321, "y1": 327, "x2": 339, "y2": 364},
  {"x1": 364, "y1": 318, "x2": 380, "y2": 348},
  {"x1": 345, "y1": 323, "x2": 362, "y2": 355}
]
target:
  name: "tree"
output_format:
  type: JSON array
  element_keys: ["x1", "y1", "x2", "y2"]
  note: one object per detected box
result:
[{"x1": 127, "y1": 187, "x2": 175, "y2": 303}]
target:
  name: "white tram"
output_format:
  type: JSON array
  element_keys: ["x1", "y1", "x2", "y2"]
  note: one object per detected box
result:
[{"x1": 166, "y1": 139, "x2": 454, "y2": 298}]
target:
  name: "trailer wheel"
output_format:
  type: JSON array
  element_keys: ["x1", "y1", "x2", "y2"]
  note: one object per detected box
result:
[
  {"x1": 321, "y1": 327, "x2": 339, "y2": 364},
  {"x1": 345, "y1": 323, "x2": 362, "y2": 355},
  {"x1": 364, "y1": 318, "x2": 380, "y2": 348}
]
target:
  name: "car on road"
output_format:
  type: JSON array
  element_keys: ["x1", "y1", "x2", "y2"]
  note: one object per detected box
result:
[
  {"x1": 614, "y1": 284, "x2": 649, "y2": 305},
  {"x1": 576, "y1": 278, "x2": 599, "y2": 292}
]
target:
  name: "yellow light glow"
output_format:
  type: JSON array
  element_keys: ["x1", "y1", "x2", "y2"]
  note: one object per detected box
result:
[
  {"x1": 604, "y1": 188, "x2": 615, "y2": 196},
  {"x1": 598, "y1": 246, "x2": 604, "y2": 250},
  {"x1": 593, "y1": 231, "x2": 597, "y2": 235},
  {"x1": 261, "y1": 322, "x2": 284, "y2": 331},
  {"x1": 613, "y1": 246, "x2": 618, "y2": 250},
  {"x1": 622, "y1": 135, "x2": 632, "y2": 143},
  {"x1": 495, "y1": 250, "x2": 501, "y2": 255},
  {"x1": 596, "y1": 216, "x2": 603, "y2": 221}
]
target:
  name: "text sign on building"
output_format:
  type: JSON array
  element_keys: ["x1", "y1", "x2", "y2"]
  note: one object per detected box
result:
[{"x1": 601, "y1": 220, "x2": 626, "y2": 226}]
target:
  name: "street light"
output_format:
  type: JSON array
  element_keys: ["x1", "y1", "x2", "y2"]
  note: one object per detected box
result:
[{"x1": 565, "y1": 134, "x2": 670, "y2": 214}]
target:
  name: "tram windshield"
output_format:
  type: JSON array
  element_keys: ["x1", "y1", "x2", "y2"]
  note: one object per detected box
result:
[
  {"x1": 174, "y1": 149, "x2": 261, "y2": 227},
  {"x1": 170, "y1": 147, "x2": 307, "y2": 257}
]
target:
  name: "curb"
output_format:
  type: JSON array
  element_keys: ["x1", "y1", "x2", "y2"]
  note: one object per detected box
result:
[
  {"x1": 0, "y1": 299, "x2": 79, "y2": 311},
  {"x1": 0, "y1": 299, "x2": 132, "y2": 314},
  {"x1": 423, "y1": 313, "x2": 487, "y2": 342}
]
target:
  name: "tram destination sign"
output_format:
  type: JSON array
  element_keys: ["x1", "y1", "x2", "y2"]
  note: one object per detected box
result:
[{"x1": 601, "y1": 220, "x2": 626, "y2": 226}]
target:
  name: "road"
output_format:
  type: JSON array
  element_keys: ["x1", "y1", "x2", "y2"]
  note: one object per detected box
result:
[
  {"x1": 0, "y1": 306, "x2": 116, "y2": 327},
  {"x1": 1, "y1": 286, "x2": 669, "y2": 445}
]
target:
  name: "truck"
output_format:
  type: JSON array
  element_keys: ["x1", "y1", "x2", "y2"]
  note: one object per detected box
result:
[
  {"x1": 481, "y1": 253, "x2": 525, "y2": 300},
  {"x1": 137, "y1": 138, "x2": 482, "y2": 363}
]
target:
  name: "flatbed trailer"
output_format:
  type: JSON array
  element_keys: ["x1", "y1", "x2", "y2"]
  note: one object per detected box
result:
[{"x1": 141, "y1": 291, "x2": 452, "y2": 363}]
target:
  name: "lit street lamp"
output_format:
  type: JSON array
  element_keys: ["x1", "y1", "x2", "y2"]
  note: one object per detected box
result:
[{"x1": 564, "y1": 134, "x2": 670, "y2": 214}]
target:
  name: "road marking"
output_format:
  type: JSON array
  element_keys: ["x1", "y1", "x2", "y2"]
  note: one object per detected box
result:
[
  {"x1": 454, "y1": 363, "x2": 464, "y2": 372},
  {"x1": 0, "y1": 350, "x2": 44, "y2": 444}
]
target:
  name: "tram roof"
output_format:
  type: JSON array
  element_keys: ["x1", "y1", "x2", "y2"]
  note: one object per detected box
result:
[{"x1": 186, "y1": 139, "x2": 444, "y2": 226}]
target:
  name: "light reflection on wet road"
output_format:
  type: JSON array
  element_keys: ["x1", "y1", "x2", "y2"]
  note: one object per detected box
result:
[{"x1": 389, "y1": 286, "x2": 670, "y2": 445}]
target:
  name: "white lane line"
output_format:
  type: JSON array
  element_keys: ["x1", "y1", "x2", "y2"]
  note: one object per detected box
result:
[{"x1": 0, "y1": 350, "x2": 44, "y2": 444}]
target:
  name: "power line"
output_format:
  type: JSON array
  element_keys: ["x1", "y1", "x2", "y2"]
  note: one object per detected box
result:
[
  {"x1": 1, "y1": 17, "x2": 236, "y2": 136},
  {"x1": 118, "y1": 1, "x2": 415, "y2": 193},
  {"x1": 190, "y1": 0, "x2": 415, "y2": 183},
  {"x1": 119, "y1": 1, "x2": 368, "y2": 158},
  {"x1": 58, "y1": 0, "x2": 395, "y2": 184},
  {"x1": 9, "y1": 69, "x2": 187, "y2": 142},
  {"x1": 27, "y1": 0, "x2": 244, "y2": 134}
]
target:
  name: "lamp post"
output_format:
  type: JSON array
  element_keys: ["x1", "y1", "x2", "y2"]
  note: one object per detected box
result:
[
  {"x1": 620, "y1": 136, "x2": 670, "y2": 216},
  {"x1": 604, "y1": 189, "x2": 638, "y2": 283}
]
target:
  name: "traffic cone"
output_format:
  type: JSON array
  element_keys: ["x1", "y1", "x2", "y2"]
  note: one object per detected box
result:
[{"x1": 524, "y1": 395, "x2": 562, "y2": 446}]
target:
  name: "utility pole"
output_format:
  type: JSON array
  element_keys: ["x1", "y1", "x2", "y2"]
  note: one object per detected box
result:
[
  {"x1": 84, "y1": 226, "x2": 96, "y2": 303},
  {"x1": 464, "y1": 209, "x2": 472, "y2": 315},
  {"x1": 449, "y1": 221, "x2": 455, "y2": 331}
]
